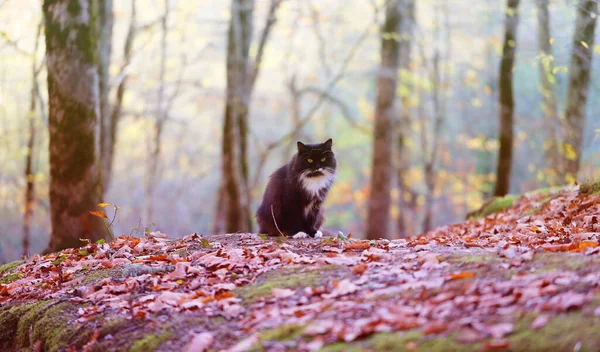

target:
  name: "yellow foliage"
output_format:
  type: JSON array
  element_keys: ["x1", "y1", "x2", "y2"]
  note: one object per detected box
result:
[{"x1": 564, "y1": 144, "x2": 578, "y2": 161}]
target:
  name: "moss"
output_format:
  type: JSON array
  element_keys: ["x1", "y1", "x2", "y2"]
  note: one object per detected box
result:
[
  {"x1": 235, "y1": 265, "x2": 341, "y2": 304},
  {"x1": 260, "y1": 324, "x2": 305, "y2": 342},
  {"x1": 15, "y1": 300, "x2": 56, "y2": 347},
  {"x1": 31, "y1": 301, "x2": 84, "y2": 352},
  {"x1": 130, "y1": 331, "x2": 173, "y2": 352},
  {"x1": 80, "y1": 268, "x2": 122, "y2": 285},
  {"x1": 508, "y1": 312, "x2": 600, "y2": 351},
  {"x1": 580, "y1": 179, "x2": 600, "y2": 196},
  {"x1": 467, "y1": 195, "x2": 518, "y2": 220},
  {"x1": 0, "y1": 260, "x2": 23, "y2": 274},
  {"x1": 531, "y1": 253, "x2": 588, "y2": 273},
  {"x1": 320, "y1": 330, "x2": 477, "y2": 352}
]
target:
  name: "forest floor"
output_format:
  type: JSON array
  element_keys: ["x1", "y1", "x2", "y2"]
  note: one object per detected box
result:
[{"x1": 1, "y1": 181, "x2": 600, "y2": 352}]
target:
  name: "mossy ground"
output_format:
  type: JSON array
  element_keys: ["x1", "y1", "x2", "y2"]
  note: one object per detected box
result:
[
  {"x1": 235, "y1": 264, "x2": 344, "y2": 305},
  {"x1": 467, "y1": 194, "x2": 518, "y2": 220},
  {"x1": 580, "y1": 179, "x2": 600, "y2": 196}
]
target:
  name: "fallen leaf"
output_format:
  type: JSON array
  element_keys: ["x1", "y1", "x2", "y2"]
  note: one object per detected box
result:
[{"x1": 184, "y1": 332, "x2": 213, "y2": 352}]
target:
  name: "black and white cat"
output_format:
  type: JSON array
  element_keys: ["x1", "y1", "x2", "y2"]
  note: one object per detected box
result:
[{"x1": 256, "y1": 139, "x2": 337, "y2": 238}]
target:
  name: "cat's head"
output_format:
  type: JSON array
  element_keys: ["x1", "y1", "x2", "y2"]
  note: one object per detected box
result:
[{"x1": 295, "y1": 139, "x2": 337, "y2": 180}]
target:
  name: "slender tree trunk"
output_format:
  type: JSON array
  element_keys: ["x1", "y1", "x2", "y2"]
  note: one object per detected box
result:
[
  {"x1": 536, "y1": 0, "x2": 561, "y2": 184},
  {"x1": 221, "y1": 0, "x2": 254, "y2": 233},
  {"x1": 395, "y1": 0, "x2": 414, "y2": 238},
  {"x1": 562, "y1": 0, "x2": 598, "y2": 181},
  {"x1": 108, "y1": 0, "x2": 136, "y2": 186},
  {"x1": 43, "y1": 0, "x2": 109, "y2": 253},
  {"x1": 98, "y1": 0, "x2": 114, "y2": 193},
  {"x1": 493, "y1": 0, "x2": 520, "y2": 197},
  {"x1": 23, "y1": 22, "x2": 43, "y2": 258},
  {"x1": 366, "y1": 0, "x2": 403, "y2": 240},
  {"x1": 146, "y1": 0, "x2": 169, "y2": 221},
  {"x1": 217, "y1": 0, "x2": 282, "y2": 233}
]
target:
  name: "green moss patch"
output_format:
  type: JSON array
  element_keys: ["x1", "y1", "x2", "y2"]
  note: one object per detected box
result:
[
  {"x1": 130, "y1": 331, "x2": 173, "y2": 352},
  {"x1": 580, "y1": 179, "x2": 600, "y2": 196},
  {"x1": 467, "y1": 194, "x2": 518, "y2": 220},
  {"x1": 508, "y1": 312, "x2": 600, "y2": 351},
  {"x1": 235, "y1": 265, "x2": 342, "y2": 305},
  {"x1": 0, "y1": 260, "x2": 23, "y2": 274}
]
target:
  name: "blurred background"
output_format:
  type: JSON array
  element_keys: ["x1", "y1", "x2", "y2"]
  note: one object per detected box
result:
[{"x1": 0, "y1": 0, "x2": 599, "y2": 262}]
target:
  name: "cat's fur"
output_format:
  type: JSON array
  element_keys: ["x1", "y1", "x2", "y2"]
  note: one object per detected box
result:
[{"x1": 256, "y1": 139, "x2": 337, "y2": 238}]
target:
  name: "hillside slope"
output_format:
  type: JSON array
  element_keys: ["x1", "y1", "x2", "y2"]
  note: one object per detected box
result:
[{"x1": 1, "y1": 183, "x2": 600, "y2": 351}]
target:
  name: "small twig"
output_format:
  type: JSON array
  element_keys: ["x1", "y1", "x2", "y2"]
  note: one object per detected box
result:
[
  {"x1": 271, "y1": 205, "x2": 285, "y2": 237},
  {"x1": 57, "y1": 262, "x2": 63, "y2": 287}
]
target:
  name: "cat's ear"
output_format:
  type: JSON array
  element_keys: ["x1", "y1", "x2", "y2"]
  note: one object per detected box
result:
[
  {"x1": 323, "y1": 138, "x2": 333, "y2": 150},
  {"x1": 297, "y1": 141, "x2": 308, "y2": 153}
]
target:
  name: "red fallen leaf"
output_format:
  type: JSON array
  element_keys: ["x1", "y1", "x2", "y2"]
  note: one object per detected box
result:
[
  {"x1": 422, "y1": 321, "x2": 449, "y2": 335},
  {"x1": 451, "y1": 271, "x2": 476, "y2": 280},
  {"x1": 483, "y1": 339, "x2": 510, "y2": 350},
  {"x1": 89, "y1": 211, "x2": 108, "y2": 219},
  {"x1": 344, "y1": 241, "x2": 371, "y2": 251},
  {"x1": 215, "y1": 291, "x2": 234, "y2": 300},
  {"x1": 352, "y1": 263, "x2": 368, "y2": 275},
  {"x1": 100, "y1": 260, "x2": 113, "y2": 268}
]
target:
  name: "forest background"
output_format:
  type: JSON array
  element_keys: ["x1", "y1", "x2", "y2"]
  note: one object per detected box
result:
[{"x1": 0, "y1": 0, "x2": 599, "y2": 263}]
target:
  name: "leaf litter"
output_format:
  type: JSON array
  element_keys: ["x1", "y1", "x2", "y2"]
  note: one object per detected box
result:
[{"x1": 1, "y1": 186, "x2": 600, "y2": 351}]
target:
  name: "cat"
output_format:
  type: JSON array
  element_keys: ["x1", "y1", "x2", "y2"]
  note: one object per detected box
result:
[{"x1": 256, "y1": 138, "x2": 337, "y2": 238}]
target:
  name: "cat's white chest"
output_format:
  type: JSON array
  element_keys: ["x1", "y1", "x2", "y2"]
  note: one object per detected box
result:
[{"x1": 301, "y1": 174, "x2": 333, "y2": 197}]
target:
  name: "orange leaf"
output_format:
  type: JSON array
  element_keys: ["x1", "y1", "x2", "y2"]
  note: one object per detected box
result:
[
  {"x1": 451, "y1": 271, "x2": 476, "y2": 280},
  {"x1": 579, "y1": 241, "x2": 599, "y2": 250},
  {"x1": 352, "y1": 263, "x2": 368, "y2": 275},
  {"x1": 344, "y1": 241, "x2": 371, "y2": 251},
  {"x1": 89, "y1": 211, "x2": 108, "y2": 219},
  {"x1": 98, "y1": 202, "x2": 111, "y2": 208},
  {"x1": 423, "y1": 321, "x2": 449, "y2": 335}
]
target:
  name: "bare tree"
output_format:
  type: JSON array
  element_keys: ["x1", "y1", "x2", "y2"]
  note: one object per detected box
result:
[
  {"x1": 493, "y1": 0, "x2": 520, "y2": 197},
  {"x1": 98, "y1": 0, "x2": 114, "y2": 193},
  {"x1": 536, "y1": 0, "x2": 561, "y2": 183},
  {"x1": 366, "y1": 0, "x2": 404, "y2": 240},
  {"x1": 22, "y1": 22, "x2": 43, "y2": 258},
  {"x1": 43, "y1": 0, "x2": 110, "y2": 252},
  {"x1": 218, "y1": 0, "x2": 284, "y2": 233},
  {"x1": 562, "y1": 0, "x2": 598, "y2": 181}
]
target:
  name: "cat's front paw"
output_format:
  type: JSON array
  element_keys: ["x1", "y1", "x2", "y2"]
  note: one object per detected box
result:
[
  {"x1": 314, "y1": 230, "x2": 323, "y2": 238},
  {"x1": 292, "y1": 231, "x2": 309, "y2": 239}
]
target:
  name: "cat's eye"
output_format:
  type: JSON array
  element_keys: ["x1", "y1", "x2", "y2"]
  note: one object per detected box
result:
[
  {"x1": 321, "y1": 157, "x2": 326, "y2": 162},
  {"x1": 307, "y1": 158, "x2": 313, "y2": 163}
]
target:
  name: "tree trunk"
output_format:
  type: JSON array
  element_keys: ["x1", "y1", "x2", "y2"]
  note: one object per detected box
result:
[
  {"x1": 366, "y1": 0, "x2": 403, "y2": 240},
  {"x1": 146, "y1": 0, "x2": 169, "y2": 222},
  {"x1": 536, "y1": 0, "x2": 561, "y2": 184},
  {"x1": 562, "y1": 0, "x2": 598, "y2": 181},
  {"x1": 23, "y1": 22, "x2": 43, "y2": 258},
  {"x1": 395, "y1": 0, "x2": 415, "y2": 238},
  {"x1": 97, "y1": 0, "x2": 114, "y2": 193},
  {"x1": 43, "y1": 0, "x2": 109, "y2": 253},
  {"x1": 220, "y1": 0, "x2": 254, "y2": 233},
  {"x1": 493, "y1": 0, "x2": 520, "y2": 197}
]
